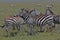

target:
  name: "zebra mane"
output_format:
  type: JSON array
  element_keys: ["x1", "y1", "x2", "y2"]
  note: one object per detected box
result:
[
  {"x1": 6, "y1": 16, "x2": 20, "y2": 20},
  {"x1": 47, "y1": 9, "x2": 54, "y2": 15},
  {"x1": 24, "y1": 10, "x2": 29, "y2": 13},
  {"x1": 34, "y1": 13, "x2": 45, "y2": 19},
  {"x1": 29, "y1": 10, "x2": 34, "y2": 14}
]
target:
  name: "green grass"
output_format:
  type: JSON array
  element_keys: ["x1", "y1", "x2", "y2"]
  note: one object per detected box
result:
[{"x1": 0, "y1": 3, "x2": 60, "y2": 40}]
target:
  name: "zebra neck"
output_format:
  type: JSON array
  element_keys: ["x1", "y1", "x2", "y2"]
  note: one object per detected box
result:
[{"x1": 20, "y1": 16, "x2": 25, "y2": 20}]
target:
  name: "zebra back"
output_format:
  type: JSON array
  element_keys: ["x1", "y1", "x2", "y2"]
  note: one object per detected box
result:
[
  {"x1": 34, "y1": 14, "x2": 54, "y2": 26},
  {"x1": 5, "y1": 16, "x2": 25, "y2": 24}
]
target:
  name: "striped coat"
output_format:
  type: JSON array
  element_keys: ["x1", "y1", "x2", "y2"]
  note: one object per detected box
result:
[
  {"x1": 19, "y1": 11, "x2": 55, "y2": 35},
  {"x1": 28, "y1": 14, "x2": 55, "y2": 31},
  {"x1": 2, "y1": 16, "x2": 25, "y2": 36}
]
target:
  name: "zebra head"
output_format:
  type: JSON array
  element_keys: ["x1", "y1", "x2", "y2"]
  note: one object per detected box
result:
[
  {"x1": 30, "y1": 9, "x2": 41, "y2": 17},
  {"x1": 19, "y1": 8, "x2": 30, "y2": 20},
  {"x1": 14, "y1": 8, "x2": 29, "y2": 18},
  {"x1": 45, "y1": 5, "x2": 54, "y2": 15}
]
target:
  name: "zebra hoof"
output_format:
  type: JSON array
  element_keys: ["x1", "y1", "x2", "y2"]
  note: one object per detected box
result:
[
  {"x1": 14, "y1": 32, "x2": 18, "y2": 35},
  {"x1": 27, "y1": 33, "x2": 33, "y2": 35},
  {"x1": 29, "y1": 32, "x2": 36, "y2": 35},
  {"x1": 37, "y1": 31, "x2": 44, "y2": 32},
  {"x1": 29, "y1": 33, "x2": 33, "y2": 35},
  {"x1": 10, "y1": 33, "x2": 15, "y2": 37},
  {"x1": 39, "y1": 31, "x2": 44, "y2": 32},
  {"x1": 37, "y1": 31, "x2": 40, "y2": 32},
  {"x1": 25, "y1": 30, "x2": 28, "y2": 32}
]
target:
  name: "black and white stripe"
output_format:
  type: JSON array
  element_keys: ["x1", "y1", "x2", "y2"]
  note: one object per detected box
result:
[
  {"x1": 6, "y1": 17, "x2": 17, "y2": 24},
  {"x1": 17, "y1": 9, "x2": 55, "y2": 35},
  {"x1": 36, "y1": 15, "x2": 53, "y2": 26},
  {"x1": 2, "y1": 16, "x2": 25, "y2": 36}
]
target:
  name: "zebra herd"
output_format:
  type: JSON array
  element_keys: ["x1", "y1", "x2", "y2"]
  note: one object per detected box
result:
[{"x1": 0, "y1": 7, "x2": 60, "y2": 37}]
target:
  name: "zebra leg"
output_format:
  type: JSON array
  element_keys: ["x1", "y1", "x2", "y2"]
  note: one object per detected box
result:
[
  {"x1": 16, "y1": 24, "x2": 23, "y2": 33},
  {"x1": 19, "y1": 24, "x2": 22, "y2": 32},
  {"x1": 27, "y1": 24, "x2": 35, "y2": 35},
  {"x1": 5, "y1": 25, "x2": 10, "y2": 37},
  {"x1": 27, "y1": 24, "x2": 31, "y2": 35},
  {"x1": 48, "y1": 22, "x2": 55, "y2": 32},
  {"x1": 12, "y1": 24, "x2": 16, "y2": 30},
  {"x1": 11, "y1": 24, "x2": 18, "y2": 36},
  {"x1": 16, "y1": 24, "x2": 19, "y2": 31},
  {"x1": 51, "y1": 24, "x2": 55, "y2": 32},
  {"x1": 40, "y1": 26, "x2": 44, "y2": 32},
  {"x1": 15, "y1": 24, "x2": 23, "y2": 35}
]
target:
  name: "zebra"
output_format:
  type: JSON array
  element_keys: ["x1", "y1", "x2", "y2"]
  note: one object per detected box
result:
[
  {"x1": 45, "y1": 5, "x2": 54, "y2": 15},
  {"x1": 45, "y1": 7, "x2": 60, "y2": 32},
  {"x1": 45, "y1": 7, "x2": 60, "y2": 24},
  {"x1": 1, "y1": 16, "x2": 25, "y2": 36},
  {"x1": 30, "y1": 9, "x2": 55, "y2": 32},
  {"x1": 19, "y1": 9, "x2": 55, "y2": 35},
  {"x1": 45, "y1": 6, "x2": 60, "y2": 24}
]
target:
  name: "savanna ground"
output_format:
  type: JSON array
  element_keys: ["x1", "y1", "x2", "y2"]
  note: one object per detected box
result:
[{"x1": 0, "y1": 2, "x2": 60, "y2": 40}]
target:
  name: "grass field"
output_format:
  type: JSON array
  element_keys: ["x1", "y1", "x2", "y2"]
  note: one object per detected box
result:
[{"x1": 0, "y1": 2, "x2": 60, "y2": 40}]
